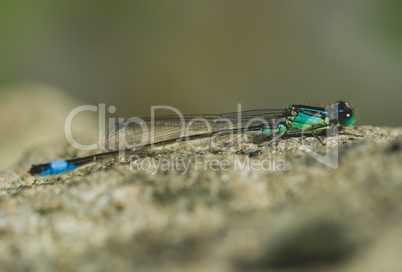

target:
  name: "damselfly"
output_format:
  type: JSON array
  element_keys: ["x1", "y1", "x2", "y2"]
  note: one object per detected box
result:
[{"x1": 29, "y1": 101, "x2": 355, "y2": 176}]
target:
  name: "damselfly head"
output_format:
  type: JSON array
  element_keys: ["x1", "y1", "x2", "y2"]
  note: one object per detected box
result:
[{"x1": 335, "y1": 101, "x2": 355, "y2": 127}]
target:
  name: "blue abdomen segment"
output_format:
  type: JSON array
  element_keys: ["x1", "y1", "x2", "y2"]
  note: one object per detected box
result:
[
  {"x1": 29, "y1": 151, "x2": 115, "y2": 176},
  {"x1": 37, "y1": 160, "x2": 76, "y2": 176}
]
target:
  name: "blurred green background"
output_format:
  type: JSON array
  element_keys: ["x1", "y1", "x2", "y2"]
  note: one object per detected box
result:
[
  {"x1": 1, "y1": 0, "x2": 402, "y2": 169},
  {"x1": 1, "y1": 0, "x2": 402, "y2": 124}
]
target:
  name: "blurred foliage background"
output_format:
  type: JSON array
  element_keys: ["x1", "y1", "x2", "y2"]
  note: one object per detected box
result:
[
  {"x1": 1, "y1": 0, "x2": 402, "y2": 124},
  {"x1": 1, "y1": 0, "x2": 402, "y2": 169}
]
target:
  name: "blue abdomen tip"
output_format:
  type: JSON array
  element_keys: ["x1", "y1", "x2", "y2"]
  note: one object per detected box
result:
[{"x1": 40, "y1": 160, "x2": 76, "y2": 175}]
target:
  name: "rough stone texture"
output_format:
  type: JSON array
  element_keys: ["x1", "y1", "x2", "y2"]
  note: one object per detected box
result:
[{"x1": 1, "y1": 123, "x2": 401, "y2": 272}]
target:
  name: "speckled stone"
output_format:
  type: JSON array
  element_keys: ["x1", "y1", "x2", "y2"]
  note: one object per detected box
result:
[{"x1": 1, "y1": 125, "x2": 402, "y2": 272}]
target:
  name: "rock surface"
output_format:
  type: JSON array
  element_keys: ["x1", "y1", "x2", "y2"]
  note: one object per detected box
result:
[{"x1": 1, "y1": 123, "x2": 401, "y2": 272}]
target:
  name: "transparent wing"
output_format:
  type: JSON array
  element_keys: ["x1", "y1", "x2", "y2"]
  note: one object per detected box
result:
[{"x1": 103, "y1": 108, "x2": 288, "y2": 150}]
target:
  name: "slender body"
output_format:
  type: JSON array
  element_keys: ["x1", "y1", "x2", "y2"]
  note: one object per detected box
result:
[{"x1": 29, "y1": 101, "x2": 355, "y2": 176}]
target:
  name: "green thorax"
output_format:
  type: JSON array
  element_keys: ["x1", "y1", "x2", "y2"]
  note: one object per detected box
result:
[{"x1": 287, "y1": 105, "x2": 331, "y2": 131}]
